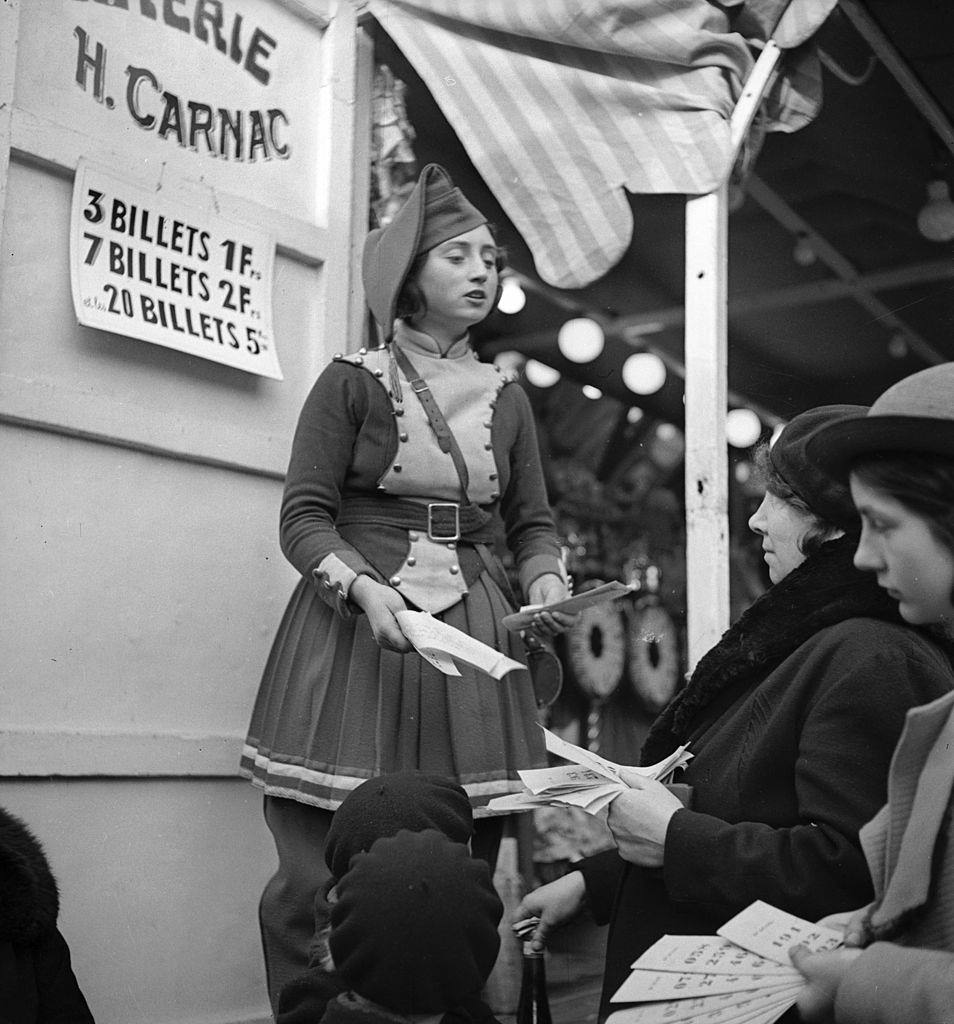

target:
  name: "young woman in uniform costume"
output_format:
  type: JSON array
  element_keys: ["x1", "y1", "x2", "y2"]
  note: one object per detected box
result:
[{"x1": 241, "y1": 164, "x2": 574, "y2": 1009}]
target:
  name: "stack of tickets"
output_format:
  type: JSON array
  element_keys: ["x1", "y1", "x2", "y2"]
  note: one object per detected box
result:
[
  {"x1": 486, "y1": 727, "x2": 691, "y2": 816},
  {"x1": 606, "y1": 901, "x2": 844, "y2": 1024},
  {"x1": 394, "y1": 610, "x2": 526, "y2": 679}
]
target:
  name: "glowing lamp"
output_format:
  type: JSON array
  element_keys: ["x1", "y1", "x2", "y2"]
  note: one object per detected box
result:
[
  {"x1": 497, "y1": 276, "x2": 527, "y2": 314},
  {"x1": 557, "y1": 318, "x2": 604, "y2": 363},
  {"x1": 524, "y1": 359, "x2": 561, "y2": 388},
  {"x1": 493, "y1": 350, "x2": 525, "y2": 376},
  {"x1": 792, "y1": 233, "x2": 817, "y2": 267},
  {"x1": 726, "y1": 408, "x2": 762, "y2": 449},
  {"x1": 887, "y1": 334, "x2": 909, "y2": 359},
  {"x1": 622, "y1": 352, "x2": 667, "y2": 395},
  {"x1": 917, "y1": 180, "x2": 954, "y2": 242}
]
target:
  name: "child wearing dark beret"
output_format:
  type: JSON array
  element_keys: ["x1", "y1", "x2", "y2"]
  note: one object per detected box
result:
[
  {"x1": 325, "y1": 829, "x2": 503, "y2": 1023},
  {"x1": 278, "y1": 772, "x2": 499, "y2": 1024}
]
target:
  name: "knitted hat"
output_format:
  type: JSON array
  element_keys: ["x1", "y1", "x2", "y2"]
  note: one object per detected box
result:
[
  {"x1": 806, "y1": 364, "x2": 954, "y2": 479},
  {"x1": 324, "y1": 772, "x2": 474, "y2": 881},
  {"x1": 329, "y1": 829, "x2": 502, "y2": 1014},
  {"x1": 362, "y1": 164, "x2": 487, "y2": 340},
  {"x1": 769, "y1": 405, "x2": 868, "y2": 526}
]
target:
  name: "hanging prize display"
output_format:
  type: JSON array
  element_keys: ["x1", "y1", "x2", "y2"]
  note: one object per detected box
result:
[
  {"x1": 627, "y1": 601, "x2": 682, "y2": 713},
  {"x1": 566, "y1": 602, "x2": 626, "y2": 701}
]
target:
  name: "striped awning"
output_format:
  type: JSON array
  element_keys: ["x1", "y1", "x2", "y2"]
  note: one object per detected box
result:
[{"x1": 367, "y1": 0, "x2": 838, "y2": 288}]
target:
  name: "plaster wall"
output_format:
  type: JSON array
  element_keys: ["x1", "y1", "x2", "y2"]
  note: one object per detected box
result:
[{"x1": 0, "y1": 2, "x2": 372, "y2": 1019}]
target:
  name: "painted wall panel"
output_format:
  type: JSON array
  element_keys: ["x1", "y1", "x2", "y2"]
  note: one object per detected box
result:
[
  {"x1": 0, "y1": 778, "x2": 276, "y2": 1024},
  {"x1": 0, "y1": 3, "x2": 370, "y2": 1020},
  {"x1": 1, "y1": 424, "x2": 296, "y2": 743},
  {"x1": 0, "y1": 158, "x2": 323, "y2": 475}
]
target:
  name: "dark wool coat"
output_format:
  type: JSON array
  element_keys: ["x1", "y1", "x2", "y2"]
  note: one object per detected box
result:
[
  {"x1": 316, "y1": 992, "x2": 501, "y2": 1024},
  {"x1": 579, "y1": 537, "x2": 954, "y2": 1020},
  {"x1": 280, "y1": 970, "x2": 501, "y2": 1024},
  {"x1": 0, "y1": 808, "x2": 94, "y2": 1024}
]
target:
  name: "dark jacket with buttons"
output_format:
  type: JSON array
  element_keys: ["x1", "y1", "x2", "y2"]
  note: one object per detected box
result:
[
  {"x1": 315, "y1": 991, "x2": 502, "y2": 1024},
  {"x1": 279, "y1": 333, "x2": 562, "y2": 617}
]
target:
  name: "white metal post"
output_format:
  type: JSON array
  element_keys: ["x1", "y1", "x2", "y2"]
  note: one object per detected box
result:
[
  {"x1": 684, "y1": 185, "x2": 730, "y2": 669},
  {"x1": 318, "y1": 1, "x2": 373, "y2": 370},
  {"x1": 683, "y1": 40, "x2": 783, "y2": 670}
]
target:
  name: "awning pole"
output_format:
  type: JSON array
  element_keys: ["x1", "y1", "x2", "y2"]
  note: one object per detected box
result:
[
  {"x1": 684, "y1": 186, "x2": 729, "y2": 669},
  {"x1": 683, "y1": 40, "x2": 783, "y2": 670}
]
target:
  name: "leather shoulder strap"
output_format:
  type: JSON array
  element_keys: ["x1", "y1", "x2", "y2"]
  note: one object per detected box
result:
[{"x1": 391, "y1": 344, "x2": 472, "y2": 501}]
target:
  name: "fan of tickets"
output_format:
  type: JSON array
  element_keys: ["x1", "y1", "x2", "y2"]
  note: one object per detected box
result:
[
  {"x1": 606, "y1": 901, "x2": 843, "y2": 1024},
  {"x1": 486, "y1": 727, "x2": 692, "y2": 816}
]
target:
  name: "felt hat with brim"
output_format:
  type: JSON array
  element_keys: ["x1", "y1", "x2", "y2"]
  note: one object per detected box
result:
[
  {"x1": 769, "y1": 404, "x2": 868, "y2": 526},
  {"x1": 362, "y1": 163, "x2": 487, "y2": 341},
  {"x1": 806, "y1": 363, "x2": 954, "y2": 480}
]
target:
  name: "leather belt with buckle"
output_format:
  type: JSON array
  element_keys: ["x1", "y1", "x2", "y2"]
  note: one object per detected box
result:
[{"x1": 427, "y1": 502, "x2": 461, "y2": 542}]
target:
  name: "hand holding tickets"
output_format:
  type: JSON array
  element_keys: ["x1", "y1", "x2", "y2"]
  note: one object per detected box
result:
[
  {"x1": 502, "y1": 580, "x2": 636, "y2": 631},
  {"x1": 606, "y1": 901, "x2": 843, "y2": 1024},
  {"x1": 486, "y1": 727, "x2": 692, "y2": 815},
  {"x1": 395, "y1": 610, "x2": 525, "y2": 679}
]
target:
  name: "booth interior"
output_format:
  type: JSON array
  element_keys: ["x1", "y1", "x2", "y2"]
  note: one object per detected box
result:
[{"x1": 368, "y1": 1, "x2": 954, "y2": 887}]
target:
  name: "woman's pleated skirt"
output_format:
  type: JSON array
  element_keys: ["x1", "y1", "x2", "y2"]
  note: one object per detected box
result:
[{"x1": 240, "y1": 570, "x2": 547, "y2": 816}]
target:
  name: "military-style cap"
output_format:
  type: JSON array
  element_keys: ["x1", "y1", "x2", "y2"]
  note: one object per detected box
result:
[{"x1": 361, "y1": 164, "x2": 487, "y2": 340}]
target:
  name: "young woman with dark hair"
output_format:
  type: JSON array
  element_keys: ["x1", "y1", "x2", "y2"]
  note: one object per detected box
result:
[
  {"x1": 792, "y1": 364, "x2": 954, "y2": 1024},
  {"x1": 240, "y1": 164, "x2": 574, "y2": 1011}
]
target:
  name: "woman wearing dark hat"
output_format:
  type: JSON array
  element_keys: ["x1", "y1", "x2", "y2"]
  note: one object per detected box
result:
[
  {"x1": 789, "y1": 364, "x2": 954, "y2": 1024},
  {"x1": 516, "y1": 404, "x2": 954, "y2": 1022},
  {"x1": 240, "y1": 164, "x2": 574, "y2": 1009}
]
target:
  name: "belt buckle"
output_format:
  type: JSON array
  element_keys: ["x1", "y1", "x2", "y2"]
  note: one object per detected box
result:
[{"x1": 427, "y1": 502, "x2": 460, "y2": 542}]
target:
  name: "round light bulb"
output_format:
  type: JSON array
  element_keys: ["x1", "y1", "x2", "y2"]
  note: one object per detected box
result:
[
  {"x1": 621, "y1": 352, "x2": 667, "y2": 395},
  {"x1": 726, "y1": 408, "x2": 763, "y2": 448},
  {"x1": 792, "y1": 234, "x2": 817, "y2": 267},
  {"x1": 557, "y1": 317, "x2": 604, "y2": 363},
  {"x1": 493, "y1": 350, "x2": 525, "y2": 376},
  {"x1": 497, "y1": 276, "x2": 527, "y2": 314},
  {"x1": 626, "y1": 407, "x2": 644, "y2": 425},
  {"x1": 524, "y1": 359, "x2": 561, "y2": 388},
  {"x1": 917, "y1": 180, "x2": 954, "y2": 242},
  {"x1": 887, "y1": 334, "x2": 909, "y2": 359},
  {"x1": 582, "y1": 384, "x2": 603, "y2": 400}
]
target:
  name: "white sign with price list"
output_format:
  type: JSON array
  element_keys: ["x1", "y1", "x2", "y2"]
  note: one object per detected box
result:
[{"x1": 69, "y1": 160, "x2": 281, "y2": 379}]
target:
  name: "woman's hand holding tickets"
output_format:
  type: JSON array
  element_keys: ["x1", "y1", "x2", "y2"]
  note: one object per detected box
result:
[
  {"x1": 350, "y1": 575, "x2": 412, "y2": 653},
  {"x1": 526, "y1": 572, "x2": 578, "y2": 638},
  {"x1": 607, "y1": 768, "x2": 685, "y2": 868}
]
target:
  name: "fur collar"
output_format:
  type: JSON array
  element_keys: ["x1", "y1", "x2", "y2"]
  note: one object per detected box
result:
[
  {"x1": 0, "y1": 807, "x2": 59, "y2": 944},
  {"x1": 641, "y1": 535, "x2": 936, "y2": 764}
]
